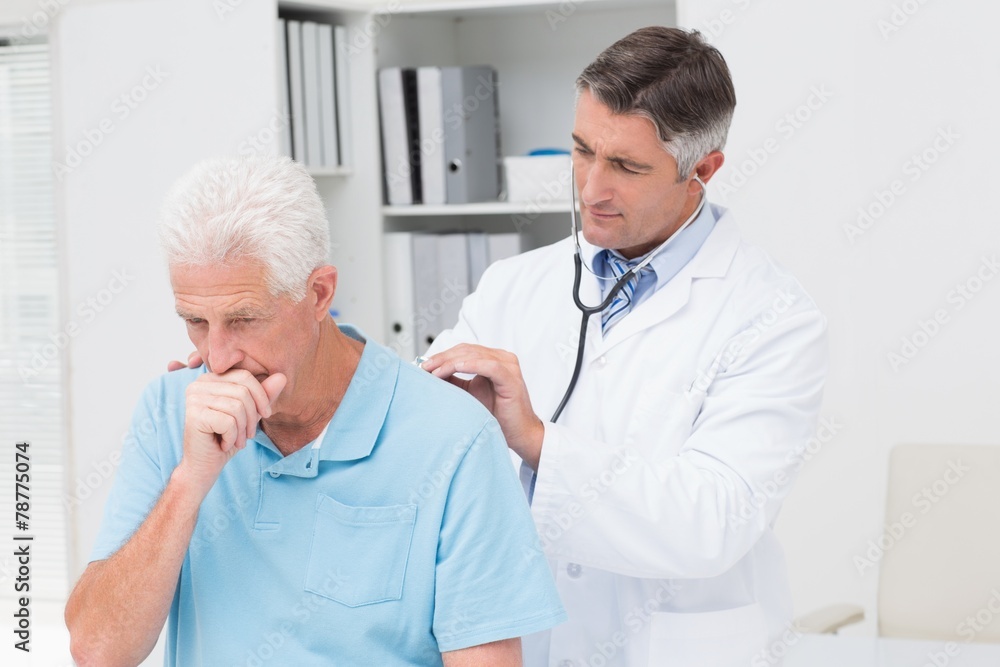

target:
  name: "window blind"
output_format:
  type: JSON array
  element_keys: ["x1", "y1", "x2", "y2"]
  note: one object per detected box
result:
[{"x1": 0, "y1": 37, "x2": 68, "y2": 601}]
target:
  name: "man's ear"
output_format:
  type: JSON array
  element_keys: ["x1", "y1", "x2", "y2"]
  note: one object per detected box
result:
[
  {"x1": 306, "y1": 266, "x2": 337, "y2": 321},
  {"x1": 693, "y1": 150, "x2": 725, "y2": 185}
]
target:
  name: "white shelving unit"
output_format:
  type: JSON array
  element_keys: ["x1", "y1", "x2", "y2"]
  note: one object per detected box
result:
[
  {"x1": 383, "y1": 201, "x2": 574, "y2": 216},
  {"x1": 278, "y1": 0, "x2": 676, "y2": 342}
]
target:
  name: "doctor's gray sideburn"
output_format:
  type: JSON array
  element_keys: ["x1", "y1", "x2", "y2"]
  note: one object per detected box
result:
[{"x1": 576, "y1": 26, "x2": 737, "y2": 181}]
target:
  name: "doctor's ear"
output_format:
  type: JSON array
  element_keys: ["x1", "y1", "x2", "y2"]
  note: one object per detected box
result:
[{"x1": 691, "y1": 151, "x2": 725, "y2": 187}]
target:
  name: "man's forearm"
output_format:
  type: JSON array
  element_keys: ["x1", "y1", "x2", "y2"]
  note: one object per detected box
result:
[
  {"x1": 442, "y1": 638, "x2": 522, "y2": 667},
  {"x1": 66, "y1": 466, "x2": 204, "y2": 667}
]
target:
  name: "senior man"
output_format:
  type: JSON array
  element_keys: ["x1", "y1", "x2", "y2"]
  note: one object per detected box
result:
[{"x1": 65, "y1": 156, "x2": 565, "y2": 666}]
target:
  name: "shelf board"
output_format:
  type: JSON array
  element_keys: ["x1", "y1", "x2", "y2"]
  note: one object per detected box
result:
[
  {"x1": 390, "y1": 0, "x2": 667, "y2": 17},
  {"x1": 308, "y1": 166, "x2": 354, "y2": 177},
  {"x1": 279, "y1": 0, "x2": 374, "y2": 13},
  {"x1": 383, "y1": 200, "x2": 574, "y2": 216}
]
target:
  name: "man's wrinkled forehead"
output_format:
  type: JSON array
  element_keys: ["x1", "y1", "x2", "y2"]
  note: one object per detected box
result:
[{"x1": 169, "y1": 261, "x2": 278, "y2": 318}]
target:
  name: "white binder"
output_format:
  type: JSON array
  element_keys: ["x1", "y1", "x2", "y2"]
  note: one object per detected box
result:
[
  {"x1": 378, "y1": 68, "x2": 413, "y2": 205},
  {"x1": 317, "y1": 24, "x2": 339, "y2": 168},
  {"x1": 276, "y1": 19, "x2": 292, "y2": 158},
  {"x1": 417, "y1": 66, "x2": 446, "y2": 205},
  {"x1": 333, "y1": 26, "x2": 352, "y2": 167},
  {"x1": 383, "y1": 232, "x2": 418, "y2": 361},
  {"x1": 286, "y1": 20, "x2": 306, "y2": 161},
  {"x1": 436, "y1": 233, "x2": 471, "y2": 341},
  {"x1": 300, "y1": 21, "x2": 323, "y2": 167}
]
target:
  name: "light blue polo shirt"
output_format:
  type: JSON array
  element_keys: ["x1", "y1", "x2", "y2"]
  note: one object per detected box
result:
[{"x1": 91, "y1": 325, "x2": 566, "y2": 666}]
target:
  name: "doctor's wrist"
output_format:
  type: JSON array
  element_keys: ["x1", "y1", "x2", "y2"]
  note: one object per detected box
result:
[{"x1": 508, "y1": 417, "x2": 544, "y2": 471}]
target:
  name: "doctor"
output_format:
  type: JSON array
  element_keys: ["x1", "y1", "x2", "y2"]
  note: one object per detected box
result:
[{"x1": 420, "y1": 26, "x2": 828, "y2": 667}]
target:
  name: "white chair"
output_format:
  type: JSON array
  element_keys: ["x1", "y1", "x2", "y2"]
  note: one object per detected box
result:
[{"x1": 795, "y1": 444, "x2": 1000, "y2": 642}]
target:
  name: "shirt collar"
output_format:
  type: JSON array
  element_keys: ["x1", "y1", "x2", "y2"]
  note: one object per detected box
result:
[
  {"x1": 255, "y1": 324, "x2": 398, "y2": 474},
  {"x1": 585, "y1": 200, "x2": 720, "y2": 287},
  {"x1": 316, "y1": 324, "x2": 398, "y2": 462}
]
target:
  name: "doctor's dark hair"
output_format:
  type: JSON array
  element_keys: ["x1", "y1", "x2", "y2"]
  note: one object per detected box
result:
[
  {"x1": 576, "y1": 26, "x2": 736, "y2": 180},
  {"x1": 157, "y1": 155, "x2": 329, "y2": 301}
]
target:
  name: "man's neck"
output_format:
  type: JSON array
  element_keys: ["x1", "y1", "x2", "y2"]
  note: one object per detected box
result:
[{"x1": 261, "y1": 321, "x2": 364, "y2": 456}]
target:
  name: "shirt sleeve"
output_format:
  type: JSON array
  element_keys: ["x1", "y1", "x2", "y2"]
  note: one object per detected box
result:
[
  {"x1": 432, "y1": 419, "x2": 567, "y2": 652},
  {"x1": 89, "y1": 377, "x2": 173, "y2": 562}
]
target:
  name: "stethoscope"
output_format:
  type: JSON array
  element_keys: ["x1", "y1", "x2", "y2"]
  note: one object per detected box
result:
[{"x1": 549, "y1": 164, "x2": 708, "y2": 423}]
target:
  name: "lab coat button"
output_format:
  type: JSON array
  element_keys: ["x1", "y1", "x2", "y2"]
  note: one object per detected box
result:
[
  {"x1": 597, "y1": 356, "x2": 607, "y2": 366},
  {"x1": 566, "y1": 563, "x2": 582, "y2": 578},
  {"x1": 269, "y1": 471, "x2": 280, "y2": 478}
]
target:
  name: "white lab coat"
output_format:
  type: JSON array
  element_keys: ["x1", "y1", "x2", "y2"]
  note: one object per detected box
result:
[{"x1": 426, "y1": 207, "x2": 828, "y2": 667}]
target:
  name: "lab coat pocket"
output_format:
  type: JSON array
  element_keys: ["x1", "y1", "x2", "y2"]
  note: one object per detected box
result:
[
  {"x1": 648, "y1": 603, "x2": 768, "y2": 667},
  {"x1": 304, "y1": 494, "x2": 416, "y2": 607}
]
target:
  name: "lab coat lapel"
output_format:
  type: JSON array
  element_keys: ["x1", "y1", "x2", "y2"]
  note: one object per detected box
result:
[{"x1": 595, "y1": 213, "x2": 742, "y2": 355}]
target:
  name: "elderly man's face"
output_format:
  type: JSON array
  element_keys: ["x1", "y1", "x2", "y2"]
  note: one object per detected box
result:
[
  {"x1": 571, "y1": 88, "x2": 704, "y2": 259},
  {"x1": 171, "y1": 261, "x2": 316, "y2": 395}
]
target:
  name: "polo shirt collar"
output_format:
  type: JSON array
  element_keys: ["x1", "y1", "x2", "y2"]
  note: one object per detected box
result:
[
  {"x1": 254, "y1": 324, "x2": 398, "y2": 475},
  {"x1": 317, "y1": 324, "x2": 398, "y2": 462}
]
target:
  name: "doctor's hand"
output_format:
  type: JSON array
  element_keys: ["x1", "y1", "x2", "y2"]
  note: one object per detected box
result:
[
  {"x1": 167, "y1": 351, "x2": 203, "y2": 372},
  {"x1": 421, "y1": 344, "x2": 544, "y2": 470},
  {"x1": 177, "y1": 370, "x2": 286, "y2": 499}
]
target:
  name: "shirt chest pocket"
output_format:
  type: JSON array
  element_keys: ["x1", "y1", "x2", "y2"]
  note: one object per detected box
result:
[{"x1": 305, "y1": 494, "x2": 417, "y2": 607}]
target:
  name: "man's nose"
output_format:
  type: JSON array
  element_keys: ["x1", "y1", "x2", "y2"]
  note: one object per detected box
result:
[{"x1": 205, "y1": 328, "x2": 243, "y2": 374}]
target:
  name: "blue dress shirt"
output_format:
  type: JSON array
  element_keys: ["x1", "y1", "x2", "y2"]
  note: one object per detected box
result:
[{"x1": 590, "y1": 201, "x2": 720, "y2": 328}]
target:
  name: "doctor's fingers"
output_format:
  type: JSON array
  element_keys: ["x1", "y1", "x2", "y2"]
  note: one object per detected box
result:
[
  {"x1": 193, "y1": 370, "x2": 273, "y2": 422},
  {"x1": 426, "y1": 344, "x2": 517, "y2": 372},
  {"x1": 429, "y1": 354, "x2": 523, "y2": 390},
  {"x1": 166, "y1": 351, "x2": 203, "y2": 373}
]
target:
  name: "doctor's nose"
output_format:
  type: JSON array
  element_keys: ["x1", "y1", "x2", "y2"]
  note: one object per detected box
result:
[{"x1": 578, "y1": 161, "x2": 614, "y2": 207}]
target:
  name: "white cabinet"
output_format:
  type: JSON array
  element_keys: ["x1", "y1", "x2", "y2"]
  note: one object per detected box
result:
[{"x1": 304, "y1": 0, "x2": 677, "y2": 341}]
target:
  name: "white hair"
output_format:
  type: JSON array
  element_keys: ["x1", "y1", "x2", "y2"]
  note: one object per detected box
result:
[{"x1": 157, "y1": 155, "x2": 329, "y2": 301}]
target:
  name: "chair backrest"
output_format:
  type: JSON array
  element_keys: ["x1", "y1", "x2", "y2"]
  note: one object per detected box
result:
[{"x1": 879, "y1": 444, "x2": 1000, "y2": 642}]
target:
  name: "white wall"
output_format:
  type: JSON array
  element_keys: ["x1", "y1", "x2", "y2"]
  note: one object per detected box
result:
[
  {"x1": 52, "y1": 0, "x2": 280, "y2": 576},
  {"x1": 679, "y1": 0, "x2": 1000, "y2": 635}
]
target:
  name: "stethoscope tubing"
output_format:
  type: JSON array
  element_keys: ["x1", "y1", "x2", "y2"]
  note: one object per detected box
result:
[{"x1": 550, "y1": 165, "x2": 706, "y2": 423}]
